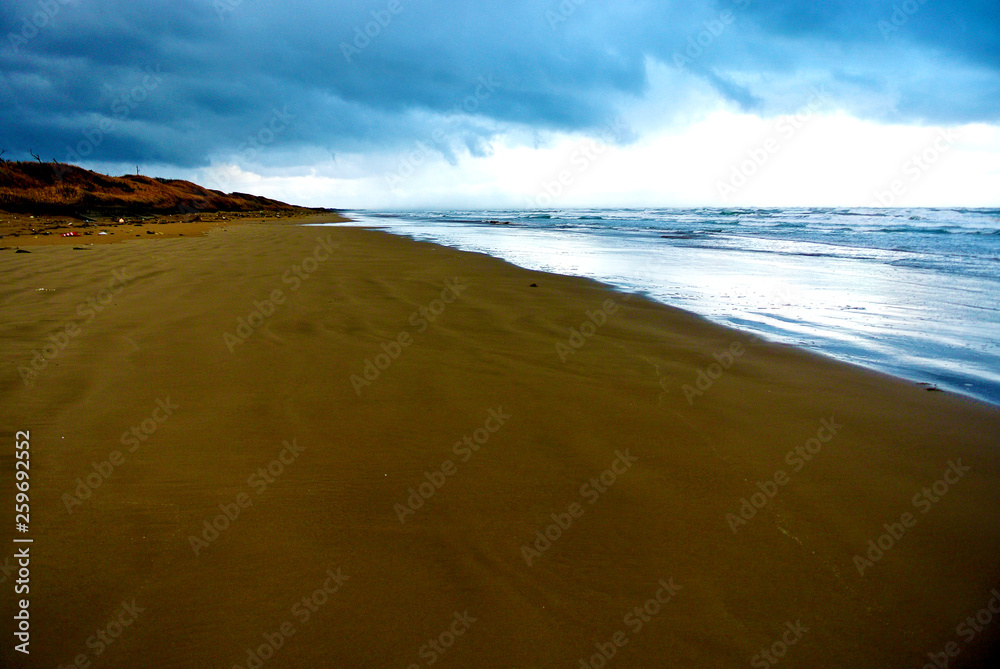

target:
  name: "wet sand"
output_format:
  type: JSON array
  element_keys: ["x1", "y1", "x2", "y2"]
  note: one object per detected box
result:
[{"x1": 1, "y1": 216, "x2": 999, "y2": 668}]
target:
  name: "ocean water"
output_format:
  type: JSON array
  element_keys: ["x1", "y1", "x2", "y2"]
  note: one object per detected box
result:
[{"x1": 323, "y1": 208, "x2": 1000, "y2": 407}]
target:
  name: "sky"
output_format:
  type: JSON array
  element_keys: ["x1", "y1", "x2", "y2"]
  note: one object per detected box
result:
[{"x1": 1, "y1": 0, "x2": 999, "y2": 209}]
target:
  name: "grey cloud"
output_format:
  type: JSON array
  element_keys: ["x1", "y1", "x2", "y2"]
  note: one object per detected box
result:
[{"x1": 0, "y1": 0, "x2": 995, "y2": 170}]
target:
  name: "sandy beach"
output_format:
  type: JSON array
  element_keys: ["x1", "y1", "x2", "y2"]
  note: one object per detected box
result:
[{"x1": 2, "y1": 216, "x2": 999, "y2": 668}]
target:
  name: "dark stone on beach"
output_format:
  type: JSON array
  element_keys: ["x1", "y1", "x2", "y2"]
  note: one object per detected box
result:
[
  {"x1": 529, "y1": 283, "x2": 538, "y2": 287},
  {"x1": 15, "y1": 249, "x2": 29, "y2": 253},
  {"x1": 73, "y1": 247, "x2": 89, "y2": 250},
  {"x1": 147, "y1": 230, "x2": 155, "y2": 234}
]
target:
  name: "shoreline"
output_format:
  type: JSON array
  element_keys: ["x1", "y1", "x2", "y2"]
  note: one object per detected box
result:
[
  {"x1": 2, "y1": 219, "x2": 999, "y2": 667},
  {"x1": 14, "y1": 208, "x2": 990, "y2": 408},
  {"x1": 328, "y1": 209, "x2": 1000, "y2": 408}
]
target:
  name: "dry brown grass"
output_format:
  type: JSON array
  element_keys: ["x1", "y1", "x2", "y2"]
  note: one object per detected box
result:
[{"x1": 0, "y1": 161, "x2": 315, "y2": 216}]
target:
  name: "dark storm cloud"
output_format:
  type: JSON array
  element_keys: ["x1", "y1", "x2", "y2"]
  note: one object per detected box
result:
[{"x1": 0, "y1": 0, "x2": 996, "y2": 168}]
